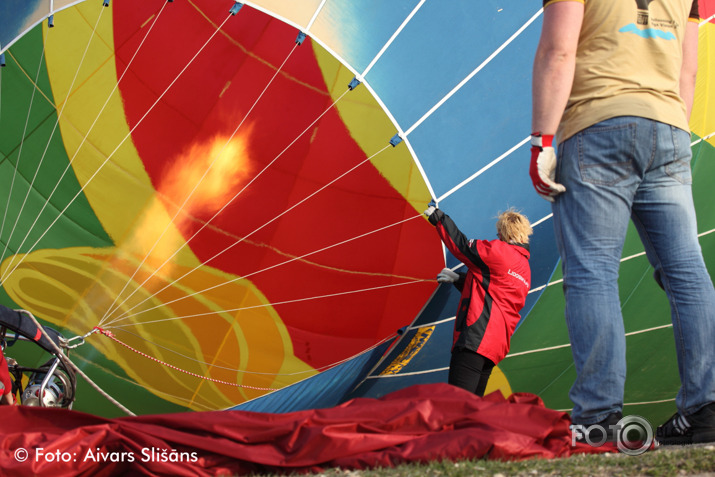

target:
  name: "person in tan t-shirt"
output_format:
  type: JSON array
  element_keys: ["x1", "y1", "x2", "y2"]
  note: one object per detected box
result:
[{"x1": 529, "y1": 0, "x2": 715, "y2": 446}]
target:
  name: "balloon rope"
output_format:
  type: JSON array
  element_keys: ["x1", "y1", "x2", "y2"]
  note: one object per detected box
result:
[
  {"x1": 305, "y1": 0, "x2": 328, "y2": 31},
  {"x1": 93, "y1": 327, "x2": 278, "y2": 391},
  {"x1": 0, "y1": 5, "x2": 108, "y2": 282},
  {"x1": 101, "y1": 39, "x2": 304, "y2": 324},
  {"x1": 360, "y1": 0, "x2": 426, "y2": 78},
  {"x1": 16, "y1": 310, "x2": 136, "y2": 416},
  {"x1": 0, "y1": 1, "x2": 171, "y2": 283},
  {"x1": 2, "y1": 6, "x2": 229, "y2": 283},
  {"x1": 0, "y1": 43, "x2": 47, "y2": 267},
  {"x1": 436, "y1": 136, "x2": 531, "y2": 203},
  {"x1": 93, "y1": 324, "x2": 397, "y2": 384},
  {"x1": 691, "y1": 131, "x2": 714, "y2": 172},
  {"x1": 106, "y1": 278, "x2": 430, "y2": 329},
  {"x1": 691, "y1": 131, "x2": 715, "y2": 146}
]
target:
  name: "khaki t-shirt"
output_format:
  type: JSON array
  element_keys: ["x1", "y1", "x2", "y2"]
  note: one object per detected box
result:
[{"x1": 544, "y1": 0, "x2": 700, "y2": 142}]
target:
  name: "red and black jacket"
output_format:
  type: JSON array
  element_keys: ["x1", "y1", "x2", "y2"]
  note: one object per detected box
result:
[
  {"x1": 429, "y1": 209, "x2": 531, "y2": 365},
  {"x1": 0, "y1": 352, "x2": 11, "y2": 398}
]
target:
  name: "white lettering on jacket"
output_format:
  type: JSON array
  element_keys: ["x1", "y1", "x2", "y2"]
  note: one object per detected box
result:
[{"x1": 508, "y1": 269, "x2": 529, "y2": 289}]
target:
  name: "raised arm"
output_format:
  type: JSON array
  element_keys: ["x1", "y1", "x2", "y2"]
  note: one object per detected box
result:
[{"x1": 426, "y1": 208, "x2": 482, "y2": 270}]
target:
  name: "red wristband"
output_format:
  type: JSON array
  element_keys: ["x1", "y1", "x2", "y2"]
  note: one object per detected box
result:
[{"x1": 531, "y1": 132, "x2": 554, "y2": 148}]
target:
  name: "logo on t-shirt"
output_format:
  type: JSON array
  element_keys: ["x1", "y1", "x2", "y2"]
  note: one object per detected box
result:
[
  {"x1": 620, "y1": 0, "x2": 677, "y2": 40},
  {"x1": 635, "y1": 0, "x2": 654, "y2": 25}
]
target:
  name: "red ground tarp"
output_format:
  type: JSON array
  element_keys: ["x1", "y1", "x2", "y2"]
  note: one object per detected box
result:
[{"x1": 0, "y1": 383, "x2": 610, "y2": 476}]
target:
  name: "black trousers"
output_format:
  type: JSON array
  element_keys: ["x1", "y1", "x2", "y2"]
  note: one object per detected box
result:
[{"x1": 448, "y1": 348, "x2": 495, "y2": 397}]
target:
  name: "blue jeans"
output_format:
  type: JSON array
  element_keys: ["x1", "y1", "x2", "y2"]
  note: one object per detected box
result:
[{"x1": 553, "y1": 116, "x2": 715, "y2": 424}]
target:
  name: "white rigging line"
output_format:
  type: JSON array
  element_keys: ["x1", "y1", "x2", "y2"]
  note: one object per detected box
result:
[
  {"x1": 106, "y1": 279, "x2": 428, "y2": 329},
  {"x1": 0, "y1": 43, "x2": 47, "y2": 264},
  {"x1": 0, "y1": 7, "x2": 108, "y2": 282},
  {"x1": 108, "y1": 195, "x2": 408, "y2": 326},
  {"x1": 530, "y1": 212, "x2": 553, "y2": 228},
  {"x1": 103, "y1": 144, "x2": 398, "y2": 327},
  {"x1": 366, "y1": 367, "x2": 449, "y2": 380},
  {"x1": 403, "y1": 8, "x2": 543, "y2": 139},
  {"x1": 100, "y1": 86, "x2": 353, "y2": 326},
  {"x1": 691, "y1": 131, "x2": 715, "y2": 146},
  {"x1": 556, "y1": 396, "x2": 680, "y2": 413},
  {"x1": 305, "y1": 0, "x2": 328, "y2": 31},
  {"x1": 0, "y1": 1, "x2": 177, "y2": 417},
  {"x1": 506, "y1": 324, "x2": 674, "y2": 359},
  {"x1": 360, "y1": 0, "x2": 426, "y2": 80},
  {"x1": 101, "y1": 40, "x2": 302, "y2": 323},
  {"x1": 1, "y1": 6, "x2": 232, "y2": 285},
  {"x1": 436, "y1": 136, "x2": 531, "y2": 203}
]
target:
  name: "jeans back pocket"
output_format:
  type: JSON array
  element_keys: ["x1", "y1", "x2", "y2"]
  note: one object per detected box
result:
[{"x1": 577, "y1": 122, "x2": 637, "y2": 187}]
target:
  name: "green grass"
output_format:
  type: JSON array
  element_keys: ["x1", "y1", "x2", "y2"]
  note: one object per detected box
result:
[{"x1": 257, "y1": 444, "x2": 715, "y2": 476}]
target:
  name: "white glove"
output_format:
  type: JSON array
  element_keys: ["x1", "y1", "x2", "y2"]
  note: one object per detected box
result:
[
  {"x1": 437, "y1": 268, "x2": 460, "y2": 283},
  {"x1": 423, "y1": 205, "x2": 436, "y2": 217},
  {"x1": 530, "y1": 134, "x2": 566, "y2": 202}
]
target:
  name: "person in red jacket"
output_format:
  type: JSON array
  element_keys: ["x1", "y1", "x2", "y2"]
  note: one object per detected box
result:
[
  {"x1": 425, "y1": 205, "x2": 532, "y2": 396},
  {"x1": 0, "y1": 350, "x2": 15, "y2": 405}
]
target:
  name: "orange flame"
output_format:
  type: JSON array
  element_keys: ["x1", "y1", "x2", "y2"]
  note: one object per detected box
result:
[
  {"x1": 161, "y1": 127, "x2": 254, "y2": 215},
  {"x1": 127, "y1": 127, "x2": 254, "y2": 275}
]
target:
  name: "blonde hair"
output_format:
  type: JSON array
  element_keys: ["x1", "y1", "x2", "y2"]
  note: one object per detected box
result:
[{"x1": 496, "y1": 208, "x2": 533, "y2": 244}]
